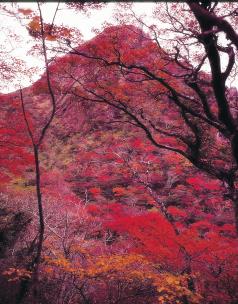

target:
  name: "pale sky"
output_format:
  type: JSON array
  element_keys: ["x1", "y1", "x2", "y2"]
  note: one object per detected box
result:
[
  {"x1": 0, "y1": 2, "x2": 236, "y2": 93},
  {"x1": 0, "y1": 2, "x2": 157, "y2": 93}
]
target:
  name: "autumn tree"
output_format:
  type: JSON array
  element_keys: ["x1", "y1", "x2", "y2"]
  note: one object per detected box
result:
[
  {"x1": 61, "y1": 2, "x2": 238, "y2": 234},
  {"x1": 15, "y1": 3, "x2": 58, "y2": 302},
  {"x1": 0, "y1": 3, "x2": 108, "y2": 303}
]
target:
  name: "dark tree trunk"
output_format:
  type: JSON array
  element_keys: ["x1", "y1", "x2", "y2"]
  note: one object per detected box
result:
[
  {"x1": 31, "y1": 145, "x2": 44, "y2": 298},
  {"x1": 16, "y1": 145, "x2": 44, "y2": 304},
  {"x1": 230, "y1": 190, "x2": 238, "y2": 235},
  {"x1": 225, "y1": 179, "x2": 238, "y2": 235}
]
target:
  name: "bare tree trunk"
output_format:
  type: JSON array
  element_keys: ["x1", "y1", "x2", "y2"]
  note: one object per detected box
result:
[
  {"x1": 16, "y1": 145, "x2": 44, "y2": 304},
  {"x1": 16, "y1": 3, "x2": 56, "y2": 300},
  {"x1": 231, "y1": 188, "x2": 238, "y2": 235},
  {"x1": 228, "y1": 181, "x2": 238, "y2": 234},
  {"x1": 31, "y1": 145, "x2": 44, "y2": 296},
  {"x1": 233, "y1": 199, "x2": 238, "y2": 235}
]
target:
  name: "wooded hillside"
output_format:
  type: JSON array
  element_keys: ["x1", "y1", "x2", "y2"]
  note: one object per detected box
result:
[{"x1": 1, "y1": 2, "x2": 238, "y2": 304}]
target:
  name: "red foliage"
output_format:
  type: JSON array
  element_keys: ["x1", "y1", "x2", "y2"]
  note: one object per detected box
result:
[
  {"x1": 0, "y1": 96, "x2": 33, "y2": 185},
  {"x1": 186, "y1": 176, "x2": 221, "y2": 191}
]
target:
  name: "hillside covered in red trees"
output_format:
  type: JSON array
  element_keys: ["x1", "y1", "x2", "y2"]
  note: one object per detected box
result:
[{"x1": 1, "y1": 2, "x2": 238, "y2": 304}]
